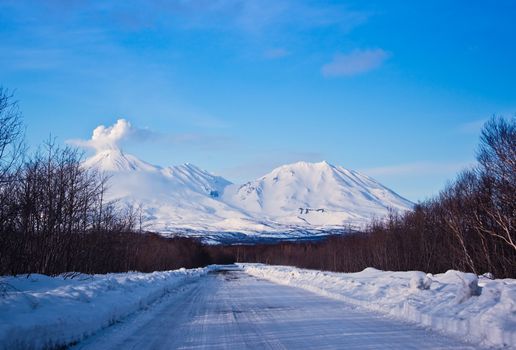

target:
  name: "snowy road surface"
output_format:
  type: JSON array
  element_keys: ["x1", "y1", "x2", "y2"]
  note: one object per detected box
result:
[{"x1": 74, "y1": 267, "x2": 479, "y2": 350}]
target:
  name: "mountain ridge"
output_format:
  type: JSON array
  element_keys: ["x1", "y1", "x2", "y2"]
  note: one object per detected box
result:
[{"x1": 83, "y1": 148, "x2": 413, "y2": 242}]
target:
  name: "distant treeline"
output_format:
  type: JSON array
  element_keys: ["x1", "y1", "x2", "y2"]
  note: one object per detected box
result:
[
  {"x1": 1, "y1": 87, "x2": 515, "y2": 277},
  {"x1": 0, "y1": 88, "x2": 213, "y2": 275},
  {"x1": 208, "y1": 117, "x2": 516, "y2": 278},
  {"x1": 2, "y1": 231, "x2": 212, "y2": 275}
]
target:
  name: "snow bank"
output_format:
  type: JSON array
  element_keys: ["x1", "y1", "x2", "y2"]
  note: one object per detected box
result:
[
  {"x1": 0, "y1": 267, "x2": 209, "y2": 349},
  {"x1": 241, "y1": 264, "x2": 516, "y2": 348}
]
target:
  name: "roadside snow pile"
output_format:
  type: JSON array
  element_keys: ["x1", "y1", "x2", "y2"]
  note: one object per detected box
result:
[
  {"x1": 0, "y1": 267, "x2": 209, "y2": 350},
  {"x1": 242, "y1": 264, "x2": 516, "y2": 348}
]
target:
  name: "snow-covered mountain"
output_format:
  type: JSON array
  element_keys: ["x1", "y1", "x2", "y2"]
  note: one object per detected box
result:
[
  {"x1": 223, "y1": 161, "x2": 413, "y2": 227},
  {"x1": 84, "y1": 149, "x2": 263, "y2": 235},
  {"x1": 84, "y1": 148, "x2": 413, "y2": 242},
  {"x1": 84, "y1": 148, "x2": 158, "y2": 172}
]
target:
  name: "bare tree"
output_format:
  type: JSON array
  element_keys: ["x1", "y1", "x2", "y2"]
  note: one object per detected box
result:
[
  {"x1": 0, "y1": 88, "x2": 25, "y2": 183},
  {"x1": 476, "y1": 116, "x2": 516, "y2": 251},
  {"x1": 0, "y1": 89, "x2": 25, "y2": 233},
  {"x1": 478, "y1": 116, "x2": 516, "y2": 185}
]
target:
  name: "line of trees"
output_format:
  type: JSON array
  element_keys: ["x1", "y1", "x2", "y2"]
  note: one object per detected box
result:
[
  {"x1": 1, "y1": 86, "x2": 514, "y2": 278},
  {"x1": 208, "y1": 117, "x2": 515, "y2": 278},
  {"x1": 0, "y1": 88, "x2": 211, "y2": 275}
]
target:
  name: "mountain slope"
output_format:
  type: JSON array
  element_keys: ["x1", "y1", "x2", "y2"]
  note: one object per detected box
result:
[
  {"x1": 222, "y1": 161, "x2": 413, "y2": 227},
  {"x1": 83, "y1": 148, "x2": 158, "y2": 172},
  {"x1": 83, "y1": 150, "x2": 413, "y2": 241},
  {"x1": 84, "y1": 149, "x2": 264, "y2": 235}
]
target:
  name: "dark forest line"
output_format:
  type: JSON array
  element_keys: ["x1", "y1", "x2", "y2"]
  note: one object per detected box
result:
[
  {"x1": 209, "y1": 116, "x2": 516, "y2": 278},
  {"x1": 0, "y1": 88, "x2": 212, "y2": 275},
  {"x1": 1, "y1": 88, "x2": 515, "y2": 278}
]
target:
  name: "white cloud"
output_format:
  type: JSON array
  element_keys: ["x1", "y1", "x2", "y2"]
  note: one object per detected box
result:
[
  {"x1": 361, "y1": 161, "x2": 474, "y2": 177},
  {"x1": 322, "y1": 49, "x2": 390, "y2": 77},
  {"x1": 67, "y1": 118, "x2": 234, "y2": 153},
  {"x1": 68, "y1": 119, "x2": 134, "y2": 152},
  {"x1": 263, "y1": 48, "x2": 289, "y2": 59},
  {"x1": 162, "y1": 0, "x2": 368, "y2": 35}
]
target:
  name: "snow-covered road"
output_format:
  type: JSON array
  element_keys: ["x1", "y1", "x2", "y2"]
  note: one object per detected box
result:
[{"x1": 74, "y1": 267, "x2": 479, "y2": 350}]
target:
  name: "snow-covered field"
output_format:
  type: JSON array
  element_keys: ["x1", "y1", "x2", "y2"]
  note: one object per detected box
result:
[
  {"x1": 2, "y1": 265, "x2": 514, "y2": 349},
  {"x1": 0, "y1": 267, "x2": 209, "y2": 349},
  {"x1": 242, "y1": 264, "x2": 516, "y2": 348}
]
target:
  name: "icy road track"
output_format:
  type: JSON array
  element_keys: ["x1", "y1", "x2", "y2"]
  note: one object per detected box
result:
[{"x1": 74, "y1": 268, "x2": 479, "y2": 350}]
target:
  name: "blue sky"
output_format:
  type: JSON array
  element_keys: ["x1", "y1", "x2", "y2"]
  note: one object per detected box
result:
[{"x1": 1, "y1": 0, "x2": 515, "y2": 201}]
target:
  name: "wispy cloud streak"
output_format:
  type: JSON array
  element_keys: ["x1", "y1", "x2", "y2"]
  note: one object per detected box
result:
[
  {"x1": 362, "y1": 161, "x2": 474, "y2": 177},
  {"x1": 322, "y1": 49, "x2": 390, "y2": 77}
]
